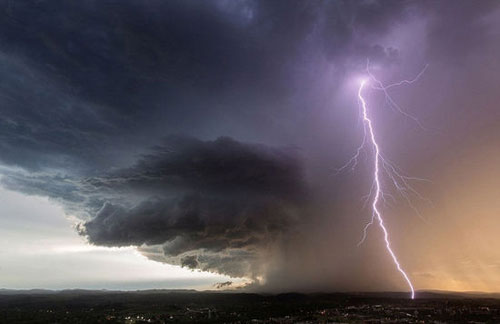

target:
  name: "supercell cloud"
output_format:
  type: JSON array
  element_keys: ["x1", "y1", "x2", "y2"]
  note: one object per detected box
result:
[{"x1": 80, "y1": 136, "x2": 305, "y2": 278}]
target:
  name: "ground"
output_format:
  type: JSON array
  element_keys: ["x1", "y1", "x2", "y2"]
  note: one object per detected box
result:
[{"x1": 0, "y1": 290, "x2": 499, "y2": 323}]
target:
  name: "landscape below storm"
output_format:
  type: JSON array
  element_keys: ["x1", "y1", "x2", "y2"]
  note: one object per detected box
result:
[{"x1": 1, "y1": 1, "x2": 500, "y2": 323}]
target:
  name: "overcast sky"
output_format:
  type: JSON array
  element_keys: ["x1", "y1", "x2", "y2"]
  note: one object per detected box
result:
[{"x1": 1, "y1": 0, "x2": 500, "y2": 293}]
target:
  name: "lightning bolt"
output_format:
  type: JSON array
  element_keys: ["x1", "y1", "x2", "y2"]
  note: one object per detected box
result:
[
  {"x1": 358, "y1": 80, "x2": 415, "y2": 299},
  {"x1": 336, "y1": 62, "x2": 429, "y2": 300}
]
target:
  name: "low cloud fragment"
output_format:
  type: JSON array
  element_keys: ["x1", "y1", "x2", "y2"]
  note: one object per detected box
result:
[{"x1": 214, "y1": 281, "x2": 233, "y2": 289}]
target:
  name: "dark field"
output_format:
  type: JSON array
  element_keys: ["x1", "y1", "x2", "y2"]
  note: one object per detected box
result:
[{"x1": 1, "y1": 290, "x2": 499, "y2": 323}]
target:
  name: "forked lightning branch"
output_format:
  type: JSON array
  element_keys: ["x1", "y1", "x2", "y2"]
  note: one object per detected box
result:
[{"x1": 337, "y1": 62, "x2": 429, "y2": 299}]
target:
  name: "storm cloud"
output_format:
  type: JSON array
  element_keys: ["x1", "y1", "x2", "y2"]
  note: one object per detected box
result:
[
  {"x1": 0, "y1": 135, "x2": 303, "y2": 277},
  {"x1": 0, "y1": 0, "x2": 405, "y2": 280},
  {"x1": 75, "y1": 136, "x2": 305, "y2": 277}
]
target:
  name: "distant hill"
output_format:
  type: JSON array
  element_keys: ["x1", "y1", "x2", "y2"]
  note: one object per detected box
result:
[
  {"x1": 1, "y1": 288, "x2": 498, "y2": 299},
  {"x1": 0, "y1": 288, "x2": 197, "y2": 295},
  {"x1": 417, "y1": 290, "x2": 500, "y2": 299}
]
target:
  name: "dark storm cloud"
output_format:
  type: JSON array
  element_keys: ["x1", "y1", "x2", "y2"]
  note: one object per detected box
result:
[
  {"x1": 0, "y1": 0, "x2": 322, "y2": 279},
  {"x1": 0, "y1": 0, "x2": 427, "y2": 279},
  {"x1": 86, "y1": 136, "x2": 303, "y2": 197},
  {"x1": 1, "y1": 134, "x2": 304, "y2": 277},
  {"x1": 0, "y1": 0, "x2": 423, "y2": 176},
  {"x1": 313, "y1": 0, "x2": 414, "y2": 67},
  {"x1": 214, "y1": 281, "x2": 233, "y2": 289},
  {"x1": 0, "y1": 0, "x2": 417, "y2": 172},
  {"x1": 0, "y1": 0, "x2": 260, "y2": 172},
  {"x1": 72, "y1": 136, "x2": 304, "y2": 277},
  {"x1": 0, "y1": 0, "x2": 416, "y2": 172},
  {"x1": 181, "y1": 255, "x2": 199, "y2": 270},
  {"x1": 423, "y1": 1, "x2": 500, "y2": 63}
]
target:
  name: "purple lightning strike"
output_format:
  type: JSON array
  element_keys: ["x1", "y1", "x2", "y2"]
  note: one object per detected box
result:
[
  {"x1": 357, "y1": 80, "x2": 415, "y2": 299},
  {"x1": 335, "y1": 62, "x2": 429, "y2": 299}
]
